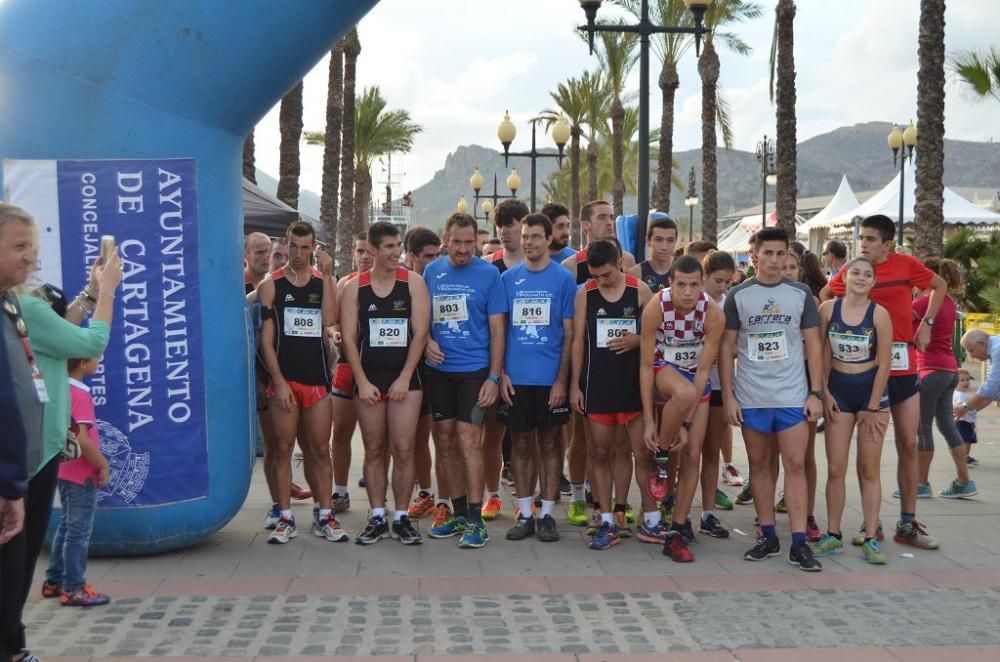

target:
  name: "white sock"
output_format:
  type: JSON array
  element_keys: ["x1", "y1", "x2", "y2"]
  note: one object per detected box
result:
[
  {"x1": 334, "y1": 485, "x2": 348, "y2": 496},
  {"x1": 419, "y1": 485, "x2": 432, "y2": 495},
  {"x1": 371, "y1": 507, "x2": 386, "y2": 519},
  {"x1": 435, "y1": 498, "x2": 450, "y2": 507},
  {"x1": 702, "y1": 510, "x2": 715, "y2": 521},
  {"x1": 601, "y1": 511, "x2": 614, "y2": 524},
  {"x1": 644, "y1": 510, "x2": 661, "y2": 527},
  {"x1": 541, "y1": 500, "x2": 556, "y2": 518},
  {"x1": 280, "y1": 509, "x2": 292, "y2": 520},
  {"x1": 394, "y1": 510, "x2": 406, "y2": 522},
  {"x1": 318, "y1": 508, "x2": 331, "y2": 519},
  {"x1": 571, "y1": 482, "x2": 586, "y2": 502},
  {"x1": 518, "y1": 497, "x2": 534, "y2": 518},
  {"x1": 487, "y1": 491, "x2": 499, "y2": 500}
]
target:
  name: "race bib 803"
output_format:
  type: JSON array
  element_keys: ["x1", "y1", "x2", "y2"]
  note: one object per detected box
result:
[{"x1": 433, "y1": 294, "x2": 468, "y2": 324}]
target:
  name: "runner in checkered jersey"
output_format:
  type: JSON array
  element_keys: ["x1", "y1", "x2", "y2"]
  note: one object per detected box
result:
[{"x1": 640, "y1": 256, "x2": 724, "y2": 563}]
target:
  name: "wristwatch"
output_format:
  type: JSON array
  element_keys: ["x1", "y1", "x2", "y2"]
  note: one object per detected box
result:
[
  {"x1": 923, "y1": 316, "x2": 935, "y2": 326},
  {"x1": 487, "y1": 373, "x2": 501, "y2": 385},
  {"x1": 809, "y1": 389, "x2": 825, "y2": 400}
]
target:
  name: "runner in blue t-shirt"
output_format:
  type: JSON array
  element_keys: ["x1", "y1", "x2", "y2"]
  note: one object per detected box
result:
[
  {"x1": 423, "y1": 213, "x2": 506, "y2": 549},
  {"x1": 542, "y1": 202, "x2": 577, "y2": 264},
  {"x1": 500, "y1": 214, "x2": 576, "y2": 544}
]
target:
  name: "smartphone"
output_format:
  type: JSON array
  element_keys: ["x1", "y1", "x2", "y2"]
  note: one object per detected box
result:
[{"x1": 100, "y1": 235, "x2": 116, "y2": 264}]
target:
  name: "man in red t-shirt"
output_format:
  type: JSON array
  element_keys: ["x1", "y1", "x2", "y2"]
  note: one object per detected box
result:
[{"x1": 820, "y1": 214, "x2": 946, "y2": 550}]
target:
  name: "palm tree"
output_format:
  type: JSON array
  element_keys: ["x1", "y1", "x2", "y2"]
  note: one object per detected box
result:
[
  {"x1": 771, "y1": 0, "x2": 797, "y2": 237},
  {"x1": 305, "y1": 39, "x2": 345, "y2": 265},
  {"x1": 580, "y1": 70, "x2": 611, "y2": 205},
  {"x1": 914, "y1": 0, "x2": 947, "y2": 259},
  {"x1": 593, "y1": 25, "x2": 639, "y2": 217},
  {"x1": 339, "y1": 27, "x2": 361, "y2": 269},
  {"x1": 276, "y1": 80, "x2": 303, "y2": 209},
  {"x1": 698, "y1": 0, "x2": 763, "y2": 243},
  {"x1": 242, "y1": 133, "x2": 256, "y2": 184},
  {"x1": 951, "y1": 47, "x2": 1000, "y2": 103},
  {"x1": 352, "y1": 86, "x2": 423, "y2": 233},
  {"x1": 538, "y1": 75, "x2": 588, "y2": 243}
]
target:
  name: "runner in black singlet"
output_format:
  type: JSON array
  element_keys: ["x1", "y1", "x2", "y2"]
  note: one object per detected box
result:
[{"x1": 629, "y1": 216, "x2": 677, "y2": 293}]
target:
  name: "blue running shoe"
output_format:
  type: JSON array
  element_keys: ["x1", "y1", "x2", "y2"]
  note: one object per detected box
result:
[
  {"x1": 589, "y1": 521, "x2": 621, "y2": 550},
  {"x1": 429, "y1": 515, "x2": 467, "y2": 539},
  {"x1": 893, "y1": 482, "x2": 931, "y2": 499},
  {"x1": 939, "y1": 479, "x2": 977, "y2": 499},
  {"x1": 458, "y1": 520, "x2": 489, "y2": 548}
]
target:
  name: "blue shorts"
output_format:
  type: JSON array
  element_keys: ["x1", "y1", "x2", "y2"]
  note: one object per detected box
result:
[
  {"x1": 741, "y1": 407, "x2": 806, "y2": 434},
  {"x1": 654, "y1": 363, "x2": 711, "y2": 403},
  {"x1": 828, "y1": 368, "x2": 889, "y2": 414},
  {"x1": 957, "y1": 420, "x2": 977, "y2": 444}
]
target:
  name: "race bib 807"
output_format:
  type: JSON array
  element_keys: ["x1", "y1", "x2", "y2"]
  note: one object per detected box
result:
[{"x1": 596, "y1": 318, "x2": 636, "y2": 348}]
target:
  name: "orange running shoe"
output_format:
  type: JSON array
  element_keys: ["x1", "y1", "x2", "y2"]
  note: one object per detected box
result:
[
  {"x1": 431, "y1": 502, "x2": 452, "y2": 529},
  {"x1": 481, "y1": 495, "x2": 503, "y2": 520},
  {"x1": 408, "y1": 491, "x2": 435, "y2": 519}
]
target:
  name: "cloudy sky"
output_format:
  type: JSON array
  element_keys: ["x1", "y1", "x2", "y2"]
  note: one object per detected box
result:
[{"x1": 253, "y1": 0, "x2": 1000, "y2": 205}]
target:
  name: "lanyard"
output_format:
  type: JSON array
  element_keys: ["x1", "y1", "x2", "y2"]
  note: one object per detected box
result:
[{"x1": 2, "y1": 293, "x2": 37, "y2": 369}]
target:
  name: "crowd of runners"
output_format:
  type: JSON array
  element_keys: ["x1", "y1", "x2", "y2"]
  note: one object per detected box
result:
[{"x1": 242, "y1": 199, "x2": 990, "y2": 573}]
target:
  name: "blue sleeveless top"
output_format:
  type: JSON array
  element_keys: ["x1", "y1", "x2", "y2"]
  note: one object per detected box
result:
[{"x1": 827, "y1": 299, "x2": 877, "y2": 364}]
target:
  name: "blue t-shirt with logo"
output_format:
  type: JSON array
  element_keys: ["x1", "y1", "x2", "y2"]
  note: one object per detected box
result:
[
  {"x1": 501, "y1": 260, "x2": 576, "y2": 386},
  {"x1": 424, "y1": 256, "x2": 506, "y2": 373},
  {"x1": 551, "y1": 246, "x2": 577, "y2": 263}
]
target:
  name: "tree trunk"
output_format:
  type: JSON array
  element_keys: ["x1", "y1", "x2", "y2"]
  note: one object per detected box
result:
[
  {"x1": 339, "y1": 27, "x2": 361, "y2": 268},
  {"x1": 354, "y1": 165, "x2": 372, "y2": 233},
  {"x1": 323, "y1": 40, "x2": 345, "y2": 271},
  {"x1": 242, "y1": 132, "x2": 256, "y2": 184},
  {"x1": 698, "y1": 40, "x2": 720, "y2": 243},
  {"x1": 655, "y1": 58, "x2": 679, "y2": 213},
  {"x1": 775, "y1": 0, "x2": 797, "y2": 237},
  {"x1": 276, "y1": 81, "x2": 303, "y2": 209},
  {"x1": 586, "y1": 138, "x2": 598, "y2": 203},
  {"x1": 611, "y1": 96, "x2": 625, "y2": 217},
  {"x1": 914, "y1": 0, "x2": 946, "y2": 258},
  {"x1": 570, "y1": 128, "x2": 582, "y2": 247}
]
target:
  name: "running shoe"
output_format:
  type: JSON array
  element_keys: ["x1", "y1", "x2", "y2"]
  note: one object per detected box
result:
[
  {"x1": 699, "y1": 514, "x2": 729, "y2": 539},
  {"x1": 680, "y1": 519, "x2": 697, "y2": 544},
  {"x1": 290, "y1": 482, "x2": 312, "y2": 500},
  {"x1": 735, "y1": 482, "x2": 753, "y2": 505},
  {"x1": 967, "y1": 456, "x2": 979, "y2": 467},
  {"x1": 788, "y1": 543, "x2": 823, "y2": 572},
  {"x1": 636, "y1": 520, "x2": 670, "y2": 544},
  {"x1": 17, "y1": 651, "x2": 40, "y2": 662},
  {"x1": 893, "y1": 519, "x2": 939, "y2": 550},
  {"x1": 559, "y1": 474, "x2": 572, "y2": 497},
  {"x1": 355, "y1": 515, "x2": 390, "y2": 545},
  {"x1": 407, "y1": 491, "x2": 435, "y2": 518},
  {"x1": 939, "y1": 479, "x2": 978, "y2": 499},
  {"x1": 862, "y1": 538, "x2": 887, "y2": 565},
  {"x1": 506, "y1": 516, "x2": 536, "y2": 541},
  {"x1": 459, "y1": 519, "x2": 489, "y2": 548},
  {"x1": 500, "y1": 464, "x2": 514, "y2": 487},
  {"x1": 431, "y1": 503, "x2": 452, "y2": 529},
  {"x1": 893, "y1": 482, "x2": 932, "y2": 499},
  {"x1": 715, "y1": 489, "x2": 734, "y2": 511},
  {"x1": 391, "y1": 515, "x2": 423, "y2": 545},
  {"x1": 589, "y1": 521, "x2": 621, "y2": 550},
  {"x1": 851, "y1": 520, "x2": 884, "y2": 546},
  {"x1": 775, "y1": 492, "x2": 787, "y2": 514},
  {"x1": 806, "y1": 516, "x2": 823, "y2": 543},
  {"x1": 744, "y1": 535, "x2": 781, "y2": 561},
  {"x1": 429, "y1": 514, "x2": 466, "y2": 539},
  {"x1": 267, "y1": 516, "x2": 297, "y2": 544},
  {"x1": 331, "y1": 492, "x2": 351, "y2": 514},
  {"x1": 613, "y1": 510, "x2": 632, "y2": 538},
  {"x1": 586, "y1": 509, "x2": 602, "y2": 536},
  {"x1": 536, "y1": 514, "x2": 560, "y2": 542},
  {"x1": 264, "y1": 504, "x2": 280, "y2": 530},
  {"x1": 809, "y1": 533, "x2": 844, "y2": 557},
  {"x1": 722, "y1": 463, "x2": 745, "y2": 487},
  {"x1": 41, "y1": 581, "x2": 62, "y2": 598},
  {"x1": 59, "y1": 583, "x2": 110, "y2": 607},
  {"x1": 662, "y1": 530, "x2": 694, "y2": 563},
  {"x1": 481, "y1": 495, "x2": 503, "y2": 520},
  {"x1": 647, "y1": 459, "x2": 670, "y2": 501},
  {"x1": 312, "y1": 514, "x2": 349, "y2": 542},
  {"x1": 358, "y1": 476, "x2": 367, "y2": 488},
  {"x1": 567, "y1": 500, "x2": 589, "y2": 526}
]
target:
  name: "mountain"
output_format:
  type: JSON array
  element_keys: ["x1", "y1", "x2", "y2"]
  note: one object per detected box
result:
[{"x1": 253, "y1": 169, "x2": 322, "y2": 219}]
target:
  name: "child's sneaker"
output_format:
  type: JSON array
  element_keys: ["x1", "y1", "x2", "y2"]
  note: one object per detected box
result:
[
  {"x1": 59, "y1": 584, "x2": 110, "y2": 607},
  {"x1": 41, "y1": 580, "x2": 63, "y2": 598}
]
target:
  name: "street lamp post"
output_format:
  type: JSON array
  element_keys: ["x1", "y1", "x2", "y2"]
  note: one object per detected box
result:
[
  {"x1": 469, "y1": 167, "x2": 520, "y2": 229},
  {"x1": 496, "y1": 112, "x2": 570, "y2": 212},
  {"x1": 683, "y1": 165, "x2": 698, "y2": 242},
  {"x1": 755, "y1": 135, "x2": 777, "y2": 227},
  {"x1": 578, "y1": 0, "x2": 712, "y2": 260},
  {"x1": 888, "y1": 121, "x2": 917, "y2": 249}
]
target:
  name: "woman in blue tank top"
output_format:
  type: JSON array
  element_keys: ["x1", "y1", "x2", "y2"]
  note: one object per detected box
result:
[{"x1": 814, "y1": 256, "x2": 893, "y2": 565}]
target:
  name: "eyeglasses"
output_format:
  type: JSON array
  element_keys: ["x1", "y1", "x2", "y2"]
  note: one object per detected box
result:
[{"x1": 3, "y1": 298, "x2": 27, "y2": 337}]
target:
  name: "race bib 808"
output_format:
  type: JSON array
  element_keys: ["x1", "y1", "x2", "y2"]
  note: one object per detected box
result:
[{"x1": 284, "y1": 306, "x2": 321, "y2": 338}]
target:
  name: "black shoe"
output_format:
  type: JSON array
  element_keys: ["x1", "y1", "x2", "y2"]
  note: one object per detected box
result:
[
  {"x1": 735, "y1": 482, "x2": 754, "y2": 505},
  {"x1": 506, "y1": 516, "x2": 536, "y2": 541},
  {"x1": 699, "y1": 513, "x2": 730, "y2": 539},
  {"x1": 355, "y1": 515, "x2": 389, "y2": 545},
  {"x1": 391, "y1": 515, "x2": 422, "y2": 545},
  {"x1": 536, "y1": 514, "x2": 560, "y2": 542},
  {"x1": 681, "y1": 519, "x2": 697, "y2": 544},
  {"x1": 744, "y1": 535, "x2": 780, "y2": 561},
  {"x1": 559, "y1": 474, "x2": 572, "y2": 497},
  {"x1": 788, "y1": 542, "x2": 823, "y2": 572},
  {"x1": 358, "y1": 476, "x2": 368, "y2": 488}
]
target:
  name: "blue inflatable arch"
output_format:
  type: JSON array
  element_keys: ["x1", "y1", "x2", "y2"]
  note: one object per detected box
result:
[{"x1": 0, "y1": 0, "x2": 379, "y2": 555}]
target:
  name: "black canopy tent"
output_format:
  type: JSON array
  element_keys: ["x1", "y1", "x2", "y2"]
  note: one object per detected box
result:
[{"x1": 242, "y1": 177, "x2": 325, "y2": 241}]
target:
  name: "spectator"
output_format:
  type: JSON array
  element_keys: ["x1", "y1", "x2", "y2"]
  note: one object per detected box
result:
[
  {"x1": 799, "y1": 251, "x2": 828, "y2": 298},
  {"x1": 0, "y1": 319, "x2": 27, "y2": 544},
  {"x1": 957, "y1": 329, "x2": 1000, "y2": 416},
  {"x1": 953, "y1": 369, "x2": 978, "y2": 466},
  {"x1": 822, "y1": 239, "x2": 847, "y2": 277}
]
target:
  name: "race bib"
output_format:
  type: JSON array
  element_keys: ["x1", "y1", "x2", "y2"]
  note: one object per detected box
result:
[
  {"x1": 596, "y1": 318, "x2": 636, "y2": 348},
  {"x1": 661, "y1": 341, "x2": 703, "y2": 370},
  {"x1": 891, "y1": 342, "x2": 910, "y2": 371},
  {"x1": 513, "y1": 297, "x2": 551, "y2": 326},
  {"x1": 369, "y1": 318, "x2": 408, "y2": 348},
  {"x1": 284, "y1": 306, "x2": 321, "y2": 337},
  {"x1": 748, "y1": 330, "x2": 788, "y2": 362},
  {"x1": 433, "y1": 294, "x2": 468, "y2": 324},
  {"x1": 830, "y1": 332, "x2": 869, "y2": 363}
]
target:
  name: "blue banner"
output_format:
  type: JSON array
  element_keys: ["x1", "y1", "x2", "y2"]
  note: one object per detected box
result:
[{"x1": 56, "y1": 159, "x2": 208, "y2": 507}]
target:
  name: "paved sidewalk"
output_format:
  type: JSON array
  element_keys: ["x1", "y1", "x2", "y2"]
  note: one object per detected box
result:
[{"x1": 25, "y1": 396, "x2": 1000, "y2": 659}]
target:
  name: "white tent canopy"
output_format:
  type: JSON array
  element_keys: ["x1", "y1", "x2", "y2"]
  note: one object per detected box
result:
[
  {"x1": 797, "y1": 175, "x2": 860, "y2": 235},
  {"x1": 717, "y1": 211, "x2": 778, "y2": 253}
]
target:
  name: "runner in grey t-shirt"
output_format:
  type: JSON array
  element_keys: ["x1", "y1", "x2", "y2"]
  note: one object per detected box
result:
[{"x1": 718, "y1": 228, "x2": 824, "y2": 572}]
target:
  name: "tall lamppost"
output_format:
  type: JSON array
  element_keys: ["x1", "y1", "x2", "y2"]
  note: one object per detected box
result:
[
  {"x1": 888, "y1": 121, "x2": 917, "y2": 249},
  {"x1": 683, "y1": 165, "x2": 698, "y2": 242},
  {"x1": 578, "y1": 0, "x2": 712, "y2": 260},
  {"x1": 755, "y1": 135, "x2": 777, "y2": 227},
  {"x1": 469, "y1": 167, "x2": 520, "y2": 228},
  {"x1": 456, "y1": 196, "x2": 469, "y2": 214},
  {"x1": 496, "y1": 112, "x2": 569, "y2": 212}
]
